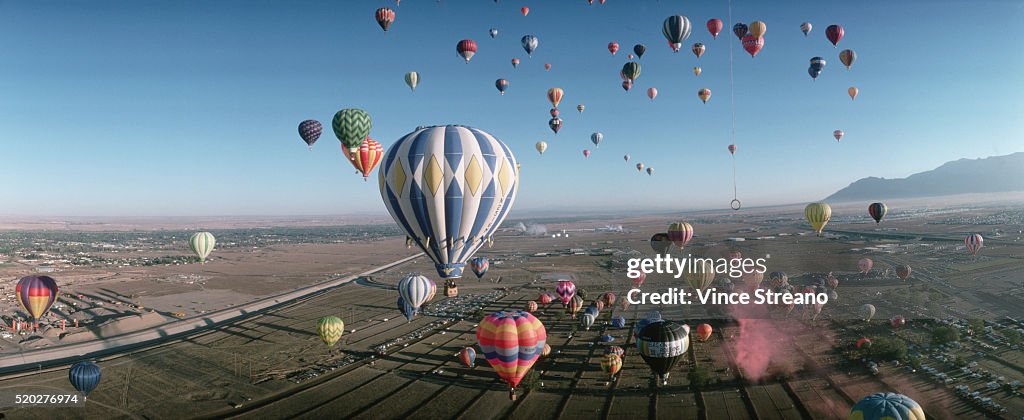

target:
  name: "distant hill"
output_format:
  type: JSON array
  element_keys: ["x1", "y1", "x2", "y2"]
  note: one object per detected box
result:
[{"x1": 826, "y1": 152, "x2": 1024, "y2": 202}]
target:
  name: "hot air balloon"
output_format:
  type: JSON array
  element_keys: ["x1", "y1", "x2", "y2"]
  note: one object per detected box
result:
[
  {"x1": 732, "y1": 23, "x2": 748, "y2": 40},
  {"x1": 637, "y1": 321, "x2": 690, "y2": 385},
  {"x1": 646, "y1": 167, "x2": 654, "y2": 176},
  {"x1": 404, "y1": 71, "x2": 419, "y2": 92},
  {"x1": 538, "y1": 293, "x2": 552, "y2": 305},
  {"x1": 623, "y1": 154, "x2": 630, "y2": 162},
  {"x1": 848, "y1": 86, "x2": 859, "y2": 100},
  {"x1": 635, "y1": 162, "x2": 644, "y2": 172},
  {"x1": 298, "y1": 120, "x2": 323, "y2": 150},
  {"x1": 470, "y1": 257, "x2": 490, "y2": 278},
  {"x1": 833, "y1": 130, "x2": 844, "y2": 142},
  {"x1": 535, "y1": 141, "x2": 547, "y2": 155},
  {"x1": 891, "y1": 315, "x2": 906, "y2": 328},
  {"x1": 544, "y1": 63, "x2": 551, "y2": 71},
  {"x1": 629, "y1": 272, "x2": 645, "y2": 288},
  {"x1": 604, "y1": 346, "x2": 625, "y2": 359},
  {"x1": 684, "y1": 259, "x2": 715, "y2": 292},
  {"x1": 650, "y1": 233, "x2": 672, "y2": 254},
  {"x1": 633, "y1": 44, "x2": 646, "y2": 58},
  {"x1": 839, "y1": 49, "x2": 856, "y2": 69},
  {"x1": 622, "y1": 80, "x2": 633, "y2": 91},
  {"x1": 800, "y1": 22, "x2": 812, "y2": 36},
  {"x1": 332, "y1": 108, "x2": 373, "y2": 154},
  {"x1": 728, "y1": 144, "x2": 737, "y2": 155},
  {"x1": 858, "y1": 258, "x2": 873, "y2": 274},
  {"x1": 768, "y1": 272, "x2": 789, "y2": 288},
  {"x1": 825, "y1": 25, "x2": 843, "y2": 47},
  {"x1": 346, "y1": 137, "x2": 384, "y2": 180},
  {"x1": 868, "y1": 202, "x2": 887, "y2": 223},
  {"x1": 662, "y1": 15, "x2": 692, "y2": 52},
  {"x1": 808, "y1": 67, "x2": 822, "y2": 80},
  {"x1": 698, "y1": 88, "x2": 711, "y2": 103},
  {"x1": 16, "y1": 275, "x2": 58, "y2": 327},
  {"x1": 743, "y1": 270, "x2": 765, "y2": 291},
  {"x1": 547, "y1": 88, "x2": 564, "y2": 108},
  {"x1": 965, "y1": 234, "x2": 984, "y2": 256},
  {"x1": 896, "y1": 265, "x2": 912, "y2": 281},
  {"x1": 608, "y1": 42, "x2": 619, "y2": 55},
  {"x1": 695, "y1": 323, "x2": 712, "y2": 342},
  {"x1": 550, "y1": 108, "x2": 558, "y2": 118},
  {"x1": 526, "y1": 301, "x2": 538, "y2": 313},
  {"x1": 860, "y1": 304, "x2": 876, "y2": 321},
  {"x1": 647, "y1": 87, "x2": 658, "y2": 101},
  {"x1": 555, "y1": 280, "x2": 576, "y2": 305},
  {"x1": 488, "y1": 28, "x2": 499, "y2": 38},
  {"x1": 692, "y1": 43, "x2": 705, "y2": 58},
  {"x1": 398, "y1": 274, "x2": 432, "y2": 320},
  {"x1": 621, "y1": 62, "x2": 641, "y2": 81},
  {"x1": 826, "y1": 272, "x2": 839, "y2": 289},
  {"x1": 591, "y1": 132, "x2": 603, "y2": 147},
  {"x1": 804, "y1": 202, "x2": 832, "y2": 236},
  {"x1": 611, "y1": 316, "x2": 626, "y2": 329},
  {"x1": 379, "y1": 126, "x2": 518, "y2": 279},
  {"x1": 567, "y1": 295, "x2": 584, "y2": 318},
  {"x1": 706, "y1": 18, "x2": 723, "y2": 39},
  {"x1": 667, "y1": 222, "x2": 694, "y2": 248},
  {"x1": 317, "y1": 316, "x2": 345, "y2": 347},
  {"x1": 582, "y1": 149, "x2": 591, "y2": 158},
  {"x1": 577, "y1": 104, "x2": 585, "y2": 113},
  {"x1": 856, "y1": 338, "x2": 872, "y2": 349},
  {"x1": 810, "y1": 56, "x2": 826, "y2": 69},
  {"x1": 520, "y1": 6, "x2": 529, "y2": 16},
  {"x1": 69, "y1": 362, "x2": 102, "y2": 398},
  {"x1": 549, "y1": 117, "x2": 563, "y2": 133},
  {"x1": 742, "y1": 35, "x2": 764, "y2": 57},
  {"x1": 495, "y1": 79, "x2": 509, "y2": 95},
  {"x1": 511, "y1": 58, "x2": 519, "y2": 68},
  {"x1": 600, "y1": 354, "x2": 622, "y2": 379},
  {"x1": 456, "y1": 39, "x2": 477, "y2": 63},
  {"x1": 521, "y1": 35, "x2": 538, "y2": 56},
  {"x1": 375, "y1": 7, "x2": 395, "y2": 32},
  {"x1": 458, "y1": 347, "x2": 477, "y2": 368},
  {"x1": 581, "y1": 312, "x2": 596, "y2": 331},
  {"x1": 189, "y1": 232, "x2": 216, "y2": 262},
  {"x1": 477, "y1": 311, "x2": 546, "y2": 400},
  {"x1": 748, "y1": 21, "x2": 766, "y2": 38},
  {"x1": 693, "y1": 66, "x2": 702, "y2": 76}
]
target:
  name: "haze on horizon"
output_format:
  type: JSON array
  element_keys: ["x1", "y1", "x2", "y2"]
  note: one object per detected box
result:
[{"x1": 1, "y1": 1, "x2": 1021, "y2": 217}]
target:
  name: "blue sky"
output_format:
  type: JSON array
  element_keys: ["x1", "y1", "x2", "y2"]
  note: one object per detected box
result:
[{"x1": 1, "y1": 0, "x2": 1021, "y2": 217}]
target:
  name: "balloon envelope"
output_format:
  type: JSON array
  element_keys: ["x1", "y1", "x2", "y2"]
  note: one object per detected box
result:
[
  {"x1": 69, "y1": 362, "x2": 102, "y2": 396},
  {"x1": 379, "y1": 125, "x2": 518, "y2": 279}
]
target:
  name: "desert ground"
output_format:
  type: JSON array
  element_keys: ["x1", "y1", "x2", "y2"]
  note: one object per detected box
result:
[{"x1": 0, "y1": 197, "x2": 1022, "y2": 419}]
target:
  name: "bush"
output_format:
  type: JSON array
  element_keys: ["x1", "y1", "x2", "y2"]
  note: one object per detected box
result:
[
  {"x1": 931, "y1": 326, "x2": 960, "y2": 345},
  {"x1": 688, "y1": 366, "x2": 711, "y2": 389}
]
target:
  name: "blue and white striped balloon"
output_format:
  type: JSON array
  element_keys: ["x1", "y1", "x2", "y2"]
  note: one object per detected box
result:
[
  {"x1": 398, "y1": 274, "x2": 433, "y2": 320},
  {"x1": 379, "y1": 125, "x2": 519, "y2": 279}
]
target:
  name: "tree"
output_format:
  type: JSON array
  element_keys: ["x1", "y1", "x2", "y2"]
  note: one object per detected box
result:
[
  {"x1": 688, "y1": 366, "x2": 711, "y2": 389},
  {"x1": 967, "y1": 319, "x2": 985, "y2": 333},
  {"x1": 867, "y1": 337, "x2": 907, "y2": 361},
  {"x1": 1004, "y1": 329, "x2": 1023, "y2": 345},
  {"x1": 931, "y1": 326, "x2": 960, "y2": 345}
]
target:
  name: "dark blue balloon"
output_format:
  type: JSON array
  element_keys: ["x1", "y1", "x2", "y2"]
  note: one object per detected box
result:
[
  {"x1": 808, "y1": 67, "x2": 822, "y2": 79},
  {"x1": 611, "y1": 316, "x2": 626, "y2": 328},
  {"x1": 69, "y1": 361, "x2": 101, "y2": 396}
]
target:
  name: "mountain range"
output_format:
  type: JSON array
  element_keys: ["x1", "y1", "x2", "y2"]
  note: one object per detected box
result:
[{"x1": 826, "y1": 152, "x2": 1024, "y2": 202}]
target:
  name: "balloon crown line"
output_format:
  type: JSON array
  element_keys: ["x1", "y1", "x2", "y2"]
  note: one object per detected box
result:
[{"x1": 414, "y1": 124, "x2": 475, "y2": 130}]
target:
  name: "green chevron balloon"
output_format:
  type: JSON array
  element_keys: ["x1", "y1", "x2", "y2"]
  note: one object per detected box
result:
[
  {"x1": 332, "y1": 108, "x2": 373, "y2": 153},
  {"x1": 317, "y1": 316, "x2": 345, "y2": 347},
  {"x1": 188, "y1": 232, "x2": 216, "y2": 262}
]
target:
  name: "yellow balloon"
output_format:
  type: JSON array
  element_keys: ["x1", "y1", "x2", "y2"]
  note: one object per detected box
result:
[
  {"x1": 693, "y1": 66, "x2": 702, "y2": 76},
  {"x1": 684, "y1": 258, "x2": 715, "y2": 292},
  {"x1": 848, "y1": 86, "x2": 858, "y2": 100},
  {"x1": 804, "y1": 202, "x2": 832, "y2": 235},
  {"x1": 749, "y1": 21, "x2": 767, "y2": 38}
]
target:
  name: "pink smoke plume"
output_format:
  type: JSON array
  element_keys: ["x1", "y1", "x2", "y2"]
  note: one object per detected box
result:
[{"x1": 726, "y1": 302, "x2": 791, "y2": 382}]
